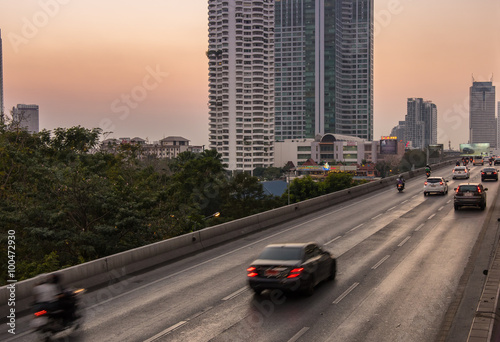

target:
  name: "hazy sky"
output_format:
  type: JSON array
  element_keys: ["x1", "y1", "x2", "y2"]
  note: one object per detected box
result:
[{"x1": 1, "y1": 0, "x2": 499, "y2": 148}]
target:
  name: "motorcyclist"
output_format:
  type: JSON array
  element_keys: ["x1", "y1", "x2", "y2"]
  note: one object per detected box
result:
[
  {"x1": 50, "y1": 273, "x2": 77, "y2": 324},
  {"x1": 397, "y1": 174, "x2": 405, "y2": 187},
  {"x1": 425, "y1": 164, "x2": 431, "y2": 172},
  {"x1": 32, "y1": 274, "x2": 59, "y2": 312},
  {"x1": 456, "y1": 160, "x2": 460, "y2": 166}
]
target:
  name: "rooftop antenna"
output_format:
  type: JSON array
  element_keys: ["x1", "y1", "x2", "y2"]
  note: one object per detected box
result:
[
  {"x1": 491, "y1": 73, "x2": 494, "y2": 82},
  {"x1": 472, "y1": 73, "x2": 475, "y2": 83}
]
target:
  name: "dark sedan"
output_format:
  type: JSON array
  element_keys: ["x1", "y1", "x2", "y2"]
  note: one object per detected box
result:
[
  {"x1": 481, "y1": 167, "x2": 498, "y2": 181},
  {"x1": 247, "y1": 242, "x2": 336, "y2": 296},
  {"x1": 454, "y1": 183, "x2": 488, "y2": 210}
]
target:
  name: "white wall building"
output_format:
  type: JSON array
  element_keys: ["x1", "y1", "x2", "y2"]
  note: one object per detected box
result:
[
  {"x1": 208, "y1": 0, "x2": 275, "y2": 173},
  {"x1": 12, "y1": 104, "x2": 39, "y2": 133}
]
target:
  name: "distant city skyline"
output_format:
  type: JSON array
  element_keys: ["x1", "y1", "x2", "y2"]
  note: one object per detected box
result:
[{"x1": 0, "y1": 0, "x2": 499, "y2": 148}]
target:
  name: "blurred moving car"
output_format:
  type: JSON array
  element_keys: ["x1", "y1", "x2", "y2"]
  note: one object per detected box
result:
[
  {"x1": 494, "y1": 159, "x2": 500, "y2": 166},
  {"x1": 454, "y1": 183, "x2": 487, "y2": 210},
  {"x1": 481, "y1": 167, "x2": 498, "y2": 181},
  {"x1": 423, "y1": 177, "x2": 449, "y2": 196},
  {"x1": 247, "y1": 242, "x2": 336, "y2": 296},
  {"x1": 452, "y1": 166, "x2": 470, "y2": 179}
]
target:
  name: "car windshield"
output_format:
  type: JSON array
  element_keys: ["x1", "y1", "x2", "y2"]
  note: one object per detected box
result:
[
  {"x1": 427, "y1": 178, "x2": 442, "y2": 183},
  {"x1": 258, "y1": 246, "x2": 303, "y2": 261},
  {"x1": 458, "y1": 185, "x2": 479, "y2": 192},
  {"x1": 455, "y1": 167, "x2": 465, "y2": 171},
  {"x1": 483, "y1": 168, "x2": 496, "y2": 172}
]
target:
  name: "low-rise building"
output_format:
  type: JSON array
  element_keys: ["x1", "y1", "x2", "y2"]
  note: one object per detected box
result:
[{"x1": 100, "y1": 136, "x2": 203, "y2": 159}]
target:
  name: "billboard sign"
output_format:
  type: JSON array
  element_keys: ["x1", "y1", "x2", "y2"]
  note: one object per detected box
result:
[
  {"x1": 459, "y1": 143, "x2": 490, "y2": 156},
  {"x1": 380, "y1": 139, "x2": 398, "y2": 154}
]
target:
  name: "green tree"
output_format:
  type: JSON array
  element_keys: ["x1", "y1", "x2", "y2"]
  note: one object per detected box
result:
[
  {"x1": 284, "y1": 176, "x2": 320, "y2": 203},
  {"x1": 320, "y1": 172, "x2": 355, "y2": 193}
]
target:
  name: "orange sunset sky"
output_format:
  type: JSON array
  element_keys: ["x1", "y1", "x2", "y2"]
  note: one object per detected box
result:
[{"x1": 1, "y1": 0, "x2": 499, "y2": 148}]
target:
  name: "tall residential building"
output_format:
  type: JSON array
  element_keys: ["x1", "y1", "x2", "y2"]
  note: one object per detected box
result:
[
  {"x1": 422, "y1": 100, "x2": 437, "y2": 147},
  {"x1": 470, "y1": 81, "x2": 496, "y2": 148},
  {"x1": 274, "y1": 0, "x2": 373, "y2": 142},
  {"x1": 405, "y1": 98, "x2": 437, "y2": 149},
  {"x1": 0, "y1": 29, "x2": 4, "y2": 122},
  {"x1": 208, "y1": 0, "x2": 275, "y2": 173},
  {"x1": 12, "y1": 104, "x2": 39, "y2": 133}
]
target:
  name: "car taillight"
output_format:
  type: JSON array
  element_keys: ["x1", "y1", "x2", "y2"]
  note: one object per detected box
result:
[
  {"x1": 247, "y1": 267, "x2": 258, "y2": 277},
  {"x1": 287, "y1": 267, "x2": 304, "y2": 278},
  {"x1": 481, "y1": 172, "x2": 485, "y2": 175},
  {"x1": 424, "y1": 182, "x2": 428, "y2": 185},
  {"x1": 34, "y1": 310, "x2": 47, "y2": 317},
  {"x1": 439, "y1": 181, "x2": 443, "y2": 185},
  {"x1": 477, "y1": 187, "x2": 482, "y2": 193}
]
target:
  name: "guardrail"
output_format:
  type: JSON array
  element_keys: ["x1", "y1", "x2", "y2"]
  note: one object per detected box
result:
[{"x1": 0, "y1": 161, "x2": 454, "y2": 314}]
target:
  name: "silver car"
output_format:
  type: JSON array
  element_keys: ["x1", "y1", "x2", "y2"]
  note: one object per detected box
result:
[
  {"x1": 452, "y1": 166, "x2": 469, "y2": 179},
  {"x1": 423, "y1": 177, "x2": 449, "y2": 196}
]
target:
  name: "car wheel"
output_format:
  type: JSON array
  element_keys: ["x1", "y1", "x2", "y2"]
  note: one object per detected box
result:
[
  {"x1": 424, "y1": 192, "x2": 427, "y2": 196},
  {"x1": 328, "y1": 260, "x2": 337, "y2": 281},
  {"x1": 481, "y1": 202, "x2": 486, "y2": 210},
  {"x1": 454, "y1": 204, "x2": 459, "y2": 210},
  {"x1": 252, "y1": 288, "x2": 263, "y2": 296}
]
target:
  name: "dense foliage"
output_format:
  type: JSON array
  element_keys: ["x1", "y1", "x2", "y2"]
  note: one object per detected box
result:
[
  {"x1": 0, "y1": 125, "x2": 368, "y2": 284},
  {"x1": 283, "y1": 173, "x2": 368, "y2": 204}
]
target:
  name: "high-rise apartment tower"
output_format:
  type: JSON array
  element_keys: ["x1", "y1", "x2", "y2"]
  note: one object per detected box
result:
[
  {"x1": 208, "y1": 0, "x2": 275, "y2": 173},
  {"x1": 12, "y1": 104, "x2": 39, "y2": 133},
  {"x1": 274, "y1": 0, "x2": 373, "y2": 141},
  {"x1": 470, "y1": 81, "x2": 496, "y2": 148},
  {"x1": 405, "y1": 98, "x2": 437, "y2": 149}
]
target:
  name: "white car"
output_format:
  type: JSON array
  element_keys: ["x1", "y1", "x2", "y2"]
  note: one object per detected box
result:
[
  {"x1": 423, "y1": 177, "x2": 449, "y2": 196},
  {"x1": 452, "y1": 166, "x2": 469, "y2": 179}
]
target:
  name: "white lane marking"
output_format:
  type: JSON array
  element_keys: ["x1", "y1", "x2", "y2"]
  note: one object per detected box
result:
[
  {"x1": 325, "y1": 236, "x2": 342, "y2": 245},
  {"x1": 288, "y1": 327, "x2": 310, "y2": 342},
  {"x1": 398, "y1": 236, "x2": 411, "y2": 247},
  {"x1": 348, "y1": 223, "x2": 364, "y2": 233},
  {"x1": 143, "y1": 321, "x2": 187, "y2": 342},
  {"x1": 371, "y1": 255, "x2": 391, "y2": 270},
  {"x1": 333, "y1": 282, "x2": 360, "y2": 304},
  {"x1": 447, "y1": 200, "x2": 452, "y2": 203},
  {"x1": 412, "y1": 195, "x2": 419, "y2": 199},
  {"x1": 387, "y1": 206, "x2": 396, "y2": 211},
  {"x1": 371, "y1": 213, "x2": 382, "y2": 220},
  {"x1": 428, "y1": 213, "x2": 436, "y2": 220},
  {"x1": 402, "y1": 200, "x2": 409, "y2": 204},
  {"x1": 415, "y1": 223, "x2": 424, "y2": 231},
  {"x1": 222, "y1": 287, "x2": 248, "y2": 301},
  {"x1": 186, "y1": 306, "x2": 213, "y2": 321},
  {"x1": 438, "y1": 206, "x2": 444, "y2": 211}
]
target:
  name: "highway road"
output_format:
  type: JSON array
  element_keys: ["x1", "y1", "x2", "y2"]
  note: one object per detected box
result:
[{"x1": 5, "y1": 164, "x2": 500, "y2": 342}]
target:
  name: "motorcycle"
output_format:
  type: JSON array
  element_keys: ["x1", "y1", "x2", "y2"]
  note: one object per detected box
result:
[
  {"x1": 397, "y1": 182, "x2": 404, "y2": 192},
  {"x1": 31, "y1": 288, "x2": 85, "y2": 341},
  {"x1": 426, "y1": 171, "x2": 431, "y2": 178}
]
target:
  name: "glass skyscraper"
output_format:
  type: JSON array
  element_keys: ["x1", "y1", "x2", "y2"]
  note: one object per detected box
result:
[
  {"x1": 274, "y1": 0, "x2": 373, "y2": 142},
  {"x1": 470, "y1": 81, "x2": 496, "y2": 148}
]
